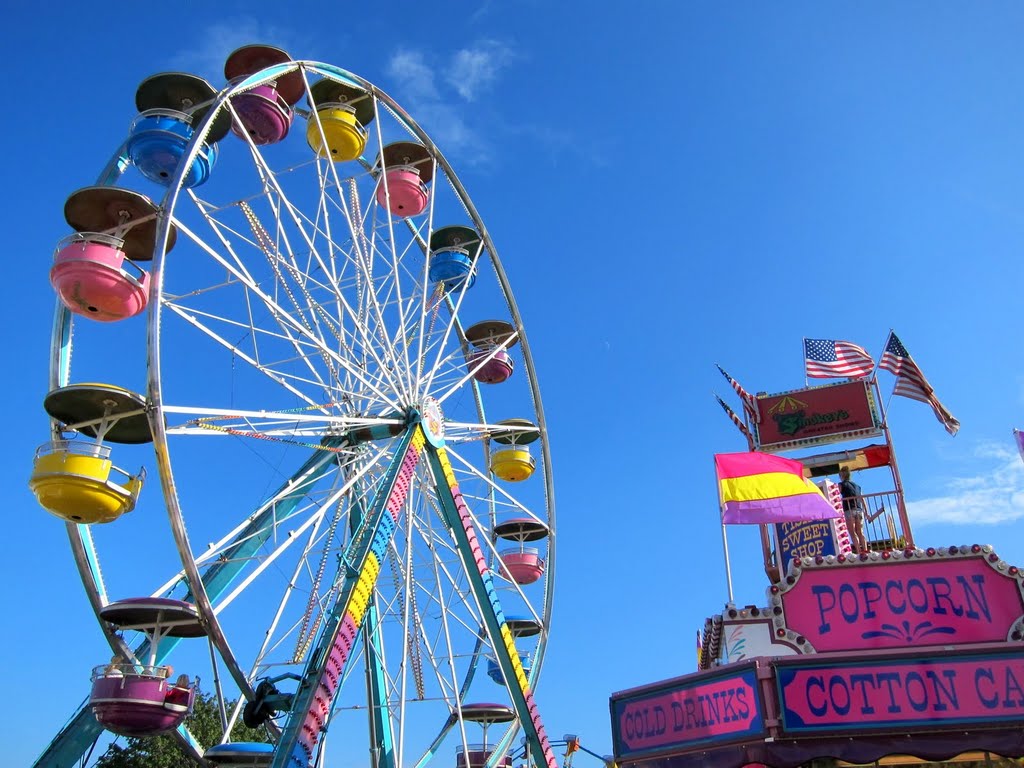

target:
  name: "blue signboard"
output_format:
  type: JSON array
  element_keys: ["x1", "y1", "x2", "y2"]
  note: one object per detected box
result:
[{"x1": 775, "y1": 519, "x2": 837, "y2": 563}]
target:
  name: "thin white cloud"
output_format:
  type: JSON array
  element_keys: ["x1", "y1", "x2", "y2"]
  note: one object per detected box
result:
[
  {"x1": 907, "y1": 442, "x2": 1024, "y2": 525},
  {"x1": 385, "y1": 48, "x2": 490, "y2": 163},
  {"x1": 408, "y1": 102, "x2": 488, "y2": 162},
  {"x1": 385, "y1": 40, "x2": 586, "y2": 167},
  {"x1": 503, "y1": 121, "x2": 613, "y2": 169},
  {"x1": 168, "y1": 20, "x2": 300, "y2": 83},
  {"x1": 445, "y1": 40, "x2": 515, "y2": 101},
  {"x1": 387, "y1": 50, "x2": 440, "y2": 103},
  {"x1": 470, "y1": 1, "x2": 495, "y2": 22}
]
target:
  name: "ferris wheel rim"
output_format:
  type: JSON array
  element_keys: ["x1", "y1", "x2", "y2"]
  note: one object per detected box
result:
[
  {"x1": 41, "y1": 57, "x2": 557, "y2": 768},
  {"x1": 133, "y1": 58, "x2": 556, "y2": 764}
]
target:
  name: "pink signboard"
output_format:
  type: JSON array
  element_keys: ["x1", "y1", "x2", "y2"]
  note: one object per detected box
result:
[
  {"x1": 779, "y1": 553, "x2": 1024, "y2": 652},
  {"x1": 777, "y1": 651, "x2": 1024, "y2": 733},
  {"x1": 611, "y1": 666, "x2": 763, "y2": 758}
]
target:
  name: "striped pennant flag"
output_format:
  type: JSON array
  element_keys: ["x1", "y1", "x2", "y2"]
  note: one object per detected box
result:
[
  {"x1": 716, "y1": 364, "x2": 760, "y2": 422},
  {"x1": 714, "y1": 393, "x2": 753, "y2": 447}
]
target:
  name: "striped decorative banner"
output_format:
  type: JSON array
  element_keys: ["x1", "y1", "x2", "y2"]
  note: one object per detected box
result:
[{"x1": 716, "y1": 452, "x2": 838, "y2": 525}]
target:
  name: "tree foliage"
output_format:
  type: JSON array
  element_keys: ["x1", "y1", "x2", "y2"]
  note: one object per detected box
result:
[{"x1": 95, "y1": 689, "x2": 271, "y2": 767}]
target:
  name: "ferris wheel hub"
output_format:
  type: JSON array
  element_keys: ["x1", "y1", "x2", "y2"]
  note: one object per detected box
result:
[{"x1": 419, "y1": 396, "x2": 445, "y2": 447}]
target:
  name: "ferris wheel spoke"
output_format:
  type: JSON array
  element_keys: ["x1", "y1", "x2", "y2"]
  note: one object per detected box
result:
[
  {"x1": 409, "y1": 192, "x2": 442, "y2": 400},
  {"x1": 229, "y1": 103, "x2": 348, "y2": 301},
  {"x1": 366, "y1": 148, "x2": 428, "y2": 402},
  {"x1": 236, "y1": 145, "x2": 412, "y2": 404},
  {"x1": 442, "y1": 446, "x2": 541, "y2": 521},
  {"x1": 300, "y1": 85, "x2": 410, "y2": 387},
  {"x1": 170, "y1": 300, "x2": 342, "y2": 401},
  {"x1": 302, "y1": 160, "x2": 345, "y2": 289},
  {"x1": 199, "y1": 445, "x2": 397, "y2": 681},
  {"x1": 161, "y1": 301, "x2": 335, "y2": 410},
  {"x1": 181, "y1": 192, "x2": 264, "y2": 286},
  {"x1": 165, "y1": 233, "x2": 403, "y2": 413},
  {"x1": 161, "y1": 443, "x2": 382, "y2": 606},
  {"x1": 409, "y1": 494, "x2": 486, "y2": 637},
  {"x1": 419, "y1": 258, "x2": 481, "y2": 399},
  {"x1": 169, "y1": 214, "x2": 323, "y2": 341},
  {"x1": 391, "y1": 288, "x2": 433, "y2": 397},
  {"x1": 161, "y1": 403, "x2": 403, "y2": 430},
  {"x1": 368, "y1": 213, "x2": 436, "y2": 351},
  {"x1": 241, "y1": 200, "x2": 342, "y2": 371},
  {"x1": 212, "y1": 499, "x2": 331, "y2": 617},
  {"x1": 386, "y1": 489, "x2": 494, "y2": 738},
  {"x1": 332, "y1": 173, "x2": 419, "y2": 405},
  {"x1": 174, "y1": 203, "x2": 406, "y2": 412},
  {"x1": 434, "y1": 332, "x2": 520, "y2": 407}
]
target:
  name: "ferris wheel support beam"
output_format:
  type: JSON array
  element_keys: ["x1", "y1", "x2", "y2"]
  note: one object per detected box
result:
[
  {"x1": 409, "y1": 632, "x2": 487, "y2": 768},
  {"x1": 348, "y1": 495, "x2": 398, "y2": 768},
  {"x1": 425, "y1": 446, "x2": 558, "y2": 768},
  {"x1": 31, "y1": 446, "x2": 344, "y2": 768},
  {"x1": 363, "y1": 600, "x2": 396, "y2": 768},
  {"x1": 272, "y1": 426, "x2": 424, "y2": 768},
  {"x1": 179, "y1": 444, "x2": 345, "y2": 603}
]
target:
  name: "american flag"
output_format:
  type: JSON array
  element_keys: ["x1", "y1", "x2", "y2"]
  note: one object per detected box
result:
[
  {"x1": 804, "y1": 338, "x2": 874, "y2": 379},
  {"x1": 879, "y1": 332, "x2": 960, "y2": 436},
  {"x1": 715, "y1": 393, "x2": 753, "y2": 446},
  {"x1": 716, "y1": 364, "x2": 760, "y2": 422}
]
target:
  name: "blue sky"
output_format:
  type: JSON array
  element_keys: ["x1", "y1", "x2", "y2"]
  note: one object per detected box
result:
[{"x1": 6, "y1": 2, "x2": 1024, "y2": 766}]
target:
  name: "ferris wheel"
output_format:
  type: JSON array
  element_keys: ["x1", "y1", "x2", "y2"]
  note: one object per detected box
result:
[{"x1": 31, "y1": 46, "x2": 557, "y2": 768}]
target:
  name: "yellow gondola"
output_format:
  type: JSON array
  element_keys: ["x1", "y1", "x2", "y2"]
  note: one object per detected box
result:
[
  {"x1": 306, "y1": 80, "x2": 375, "y2": 162},
  {"x1": 29, "y1": 383, "x2": 151, "y2": 524},
  {"x1": 489, "y1": 418, "x2": 541, "y2": 482},
  {"x1": 490, "y1": 447, "x2": 537, "y2": 482},
  {"x1": 30, "y1": 441, "x2": 145, "y2": 524}
]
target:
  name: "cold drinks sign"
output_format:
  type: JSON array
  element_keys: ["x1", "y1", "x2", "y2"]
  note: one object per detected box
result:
[
  {"x1": 776, "y1": 551, "x2": 1024, "y2": 652},
  {"x1": 611, "y1": 664, "x2": 765, "y2": 759}
]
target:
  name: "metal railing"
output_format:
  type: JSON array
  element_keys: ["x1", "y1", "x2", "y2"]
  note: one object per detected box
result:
[{"x1": 855, "y1": 490, "x2": 907, "y2": 551}]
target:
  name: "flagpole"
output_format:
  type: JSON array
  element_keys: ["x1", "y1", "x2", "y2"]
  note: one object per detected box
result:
[
  {"x1": 874, "y1": 328, "x2": 897, "y2": 431},
  {"x1": 720, "y1": 522, "x2": 735, "y2": 604},
  {"x1": 870, "y1": 328, "x2": 894, "y2": 383},
  {"x1": 715, "y1": 456, "x2": 735, "y2": 603},
  {"x1": 802, "y1": 337, "x2": 808, "y2": 387},
  {"x1": 871, "y1": 375, "x2": 913, "y2": 547},
  {"x1": 714, "y1": 392, "x2": 754, "y2": 451}
]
